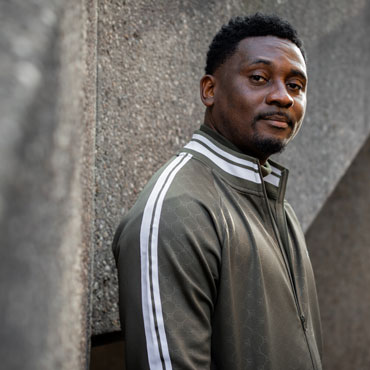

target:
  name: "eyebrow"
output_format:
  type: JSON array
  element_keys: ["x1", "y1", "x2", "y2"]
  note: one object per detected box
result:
[
  {"x1": 248, "y1": 58, "x2": 307, "y2": 81},
  {"x1": 290, "y1": 68, "x2": 307, "y2": 82},
  {"x1": 249, "y1": 59, "x2": 272, "y2": 66}
]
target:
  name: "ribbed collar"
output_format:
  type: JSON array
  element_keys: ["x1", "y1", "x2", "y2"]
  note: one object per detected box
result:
[{"x1": 180, "y1": 125, "x2": 289, "y2": 199}]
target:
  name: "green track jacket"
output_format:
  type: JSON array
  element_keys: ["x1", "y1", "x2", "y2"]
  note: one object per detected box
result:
[{"x1": 112, "y1": 125, "x2": 323, "y2": 370}]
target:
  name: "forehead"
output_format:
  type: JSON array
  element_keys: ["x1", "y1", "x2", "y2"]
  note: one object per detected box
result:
[{"x1": 227, "y1": 36, "x2": 306, "y2": 74}]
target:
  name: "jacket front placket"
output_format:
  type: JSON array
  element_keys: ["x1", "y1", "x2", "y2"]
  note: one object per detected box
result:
[{"x1": 261, "y1": 167, "x2": 318, "y2": 370}]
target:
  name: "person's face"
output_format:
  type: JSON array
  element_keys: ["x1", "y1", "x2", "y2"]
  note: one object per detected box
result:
[{"x1": 201, "y1": 36, "x2": 307, "y2": 162}]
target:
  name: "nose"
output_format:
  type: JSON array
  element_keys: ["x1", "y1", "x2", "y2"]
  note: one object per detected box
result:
[{"x1": 266, "y1": 81, "x2": 294, "y2": 108}]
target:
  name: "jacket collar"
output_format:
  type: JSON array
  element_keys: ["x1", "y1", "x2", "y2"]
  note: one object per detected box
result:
[{"x1": 180, "y1": 125, "x2": 289, "y2": 199}]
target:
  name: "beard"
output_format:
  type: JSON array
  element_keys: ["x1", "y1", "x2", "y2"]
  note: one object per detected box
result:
[
  {"x1": 250, "y1": 130, "x2": 287, "y2": 157},
  {"x1": 249, "y1": 112, "x2": 293, "y2": 157}
]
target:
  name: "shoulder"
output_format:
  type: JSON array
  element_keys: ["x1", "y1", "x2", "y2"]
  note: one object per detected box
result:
[
  {"x1": 284, "y1": 200, "x2": 306, "y2": 243},
  {"x1": 112, "y1": 153, "x2": 224, "y2": 258},
  {"x1": 140, "y1": 153, "x2": 221, "y2": 215},
  {"x1": 284, "y1": 201, "x2": 301, "y2": 227}
]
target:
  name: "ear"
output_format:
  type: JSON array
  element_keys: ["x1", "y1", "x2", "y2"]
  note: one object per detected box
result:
[{"x1": 200, "y1": 75, "x2": 216, "y2": 107}]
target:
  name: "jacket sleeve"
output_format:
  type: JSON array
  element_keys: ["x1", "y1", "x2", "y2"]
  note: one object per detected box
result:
[{"x1": 113, "y1": 191, "x2": 223, "y2": 370}]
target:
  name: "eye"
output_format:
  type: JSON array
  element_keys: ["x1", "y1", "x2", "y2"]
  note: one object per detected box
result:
[
  {"x1": 249, "y1": 74, "x2": 268, "y2": 84},
  {"x1": 287, "y1": 82, "x2": 303, "y2": 91}
]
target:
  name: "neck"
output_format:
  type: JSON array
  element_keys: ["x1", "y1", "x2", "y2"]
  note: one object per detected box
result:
[{"x1": 203, "y1": 110, "x2": 269, "y2": 165}]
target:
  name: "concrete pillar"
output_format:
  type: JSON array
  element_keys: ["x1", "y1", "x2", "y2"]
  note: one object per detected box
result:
[
  {"x1": 1, "y1": 0, "x2": 368, "y2": 368},
  {"x1": 0, "y1": 0, "x2": 97, "y2": 368}
]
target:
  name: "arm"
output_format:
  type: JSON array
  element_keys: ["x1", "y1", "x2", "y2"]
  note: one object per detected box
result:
[{"x1": 113, "y1": 192, "x2": 222, "y2": 370}]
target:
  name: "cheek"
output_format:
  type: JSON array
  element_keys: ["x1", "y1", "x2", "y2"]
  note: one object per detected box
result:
[
  {"x1": 232, "y1": 91, "x2": 259, "y2": 117},
  {"x1": 295, "y1": 95, "x2": 306, "y2": 118},
  {"x1": 292, "y1": 108, "x2": 305, "y2": 137}
]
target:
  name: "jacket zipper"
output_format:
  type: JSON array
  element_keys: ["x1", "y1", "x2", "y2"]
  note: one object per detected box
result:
[
  {"x1": 278, "y1": 198, "x2": 317, "y2": 370},
  {"x1": 258, "y1": 167, "x2": 317, "y2": 370}
]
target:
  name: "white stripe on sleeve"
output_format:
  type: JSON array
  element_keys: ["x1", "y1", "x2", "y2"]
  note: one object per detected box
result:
[{"x1": 140, "y1": 153, "x2": 192, "y2": 370}]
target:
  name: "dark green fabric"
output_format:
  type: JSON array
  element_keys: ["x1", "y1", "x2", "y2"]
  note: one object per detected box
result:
[{"x1": 112, "y1": 128, "x2": 322, "y2": 370}]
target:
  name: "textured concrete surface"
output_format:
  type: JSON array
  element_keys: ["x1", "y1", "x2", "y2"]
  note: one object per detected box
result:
[
  {"x1": 275, "y1": 0, "x2": 370, "y2": 229},
  {"x1": 93, "y1": 0, "x2": 370, "y2": 335},
  {"x1": 306, "y1": 136, "x2": 370, "y2": 370},
  {"x1": 0, "y1": 0, "x2": 97, "y2": 369}
]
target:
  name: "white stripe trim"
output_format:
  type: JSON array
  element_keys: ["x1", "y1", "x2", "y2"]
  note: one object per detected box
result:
[
  {"x1": 184, "y1": 141, "x2": 261, "y2": 184},
  {"x1": 264, "y1": 173, "x2": 280, "y2": 187},
  {"x1": 192, "y1": 133, "x2": 259, "y2": 170},
  {"x1": 270, "y1": 165, "x2": 282, "y2": 176},
  {"x1": 140, "y1": 153, "x2": 192, "y2": 370}
]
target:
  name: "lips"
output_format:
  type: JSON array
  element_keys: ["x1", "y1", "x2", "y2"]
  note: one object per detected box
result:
[{"x1": 259, "y1": 114, "x2": 292, "y2": 129}]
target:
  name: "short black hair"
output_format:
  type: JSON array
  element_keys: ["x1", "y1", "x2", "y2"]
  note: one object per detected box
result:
[{"x1": 205, "y1": 13, "x2": 306, "y2": 75}]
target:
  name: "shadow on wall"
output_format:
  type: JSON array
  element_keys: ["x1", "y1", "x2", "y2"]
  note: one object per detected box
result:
[{"x1": 306, "y1": 136, "x2": 370, "y2": 370}]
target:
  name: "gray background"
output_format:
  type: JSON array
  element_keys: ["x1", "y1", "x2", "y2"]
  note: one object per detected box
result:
[
  {"x1": 1, "y1": 0, "x2": 369, "y2": 369},
  {"x1": 307, "y1": 136, "x2": 370, "y2": 370}
]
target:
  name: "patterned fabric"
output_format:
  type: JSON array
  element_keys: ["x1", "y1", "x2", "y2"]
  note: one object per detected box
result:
[{"x1": 112, "y1": 125, "x2": 322, "y2": 370}]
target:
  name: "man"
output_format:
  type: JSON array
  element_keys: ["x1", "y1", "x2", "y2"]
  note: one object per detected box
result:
[{"x1": 113, "y1": 13, "x2": 322, "y2": 370}]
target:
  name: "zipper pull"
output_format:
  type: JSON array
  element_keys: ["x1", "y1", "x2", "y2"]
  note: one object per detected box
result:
[{"x1": 300, "y1": 314, "x2": 307, "y2": 331}]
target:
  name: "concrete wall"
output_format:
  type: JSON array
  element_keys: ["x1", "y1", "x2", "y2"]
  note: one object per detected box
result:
[
  {"x1": 0, "y1": 0, "x2": 97, "y2": 369},
  {"x1": 93, "y1": 0, "x2": 370, "y2": 335},
  {"x1": 1, "y1": 0, "x2": 369, "y2": 369},
  {"x1": 306, "y1": 136, "x2": 370, "y2": 370}
]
